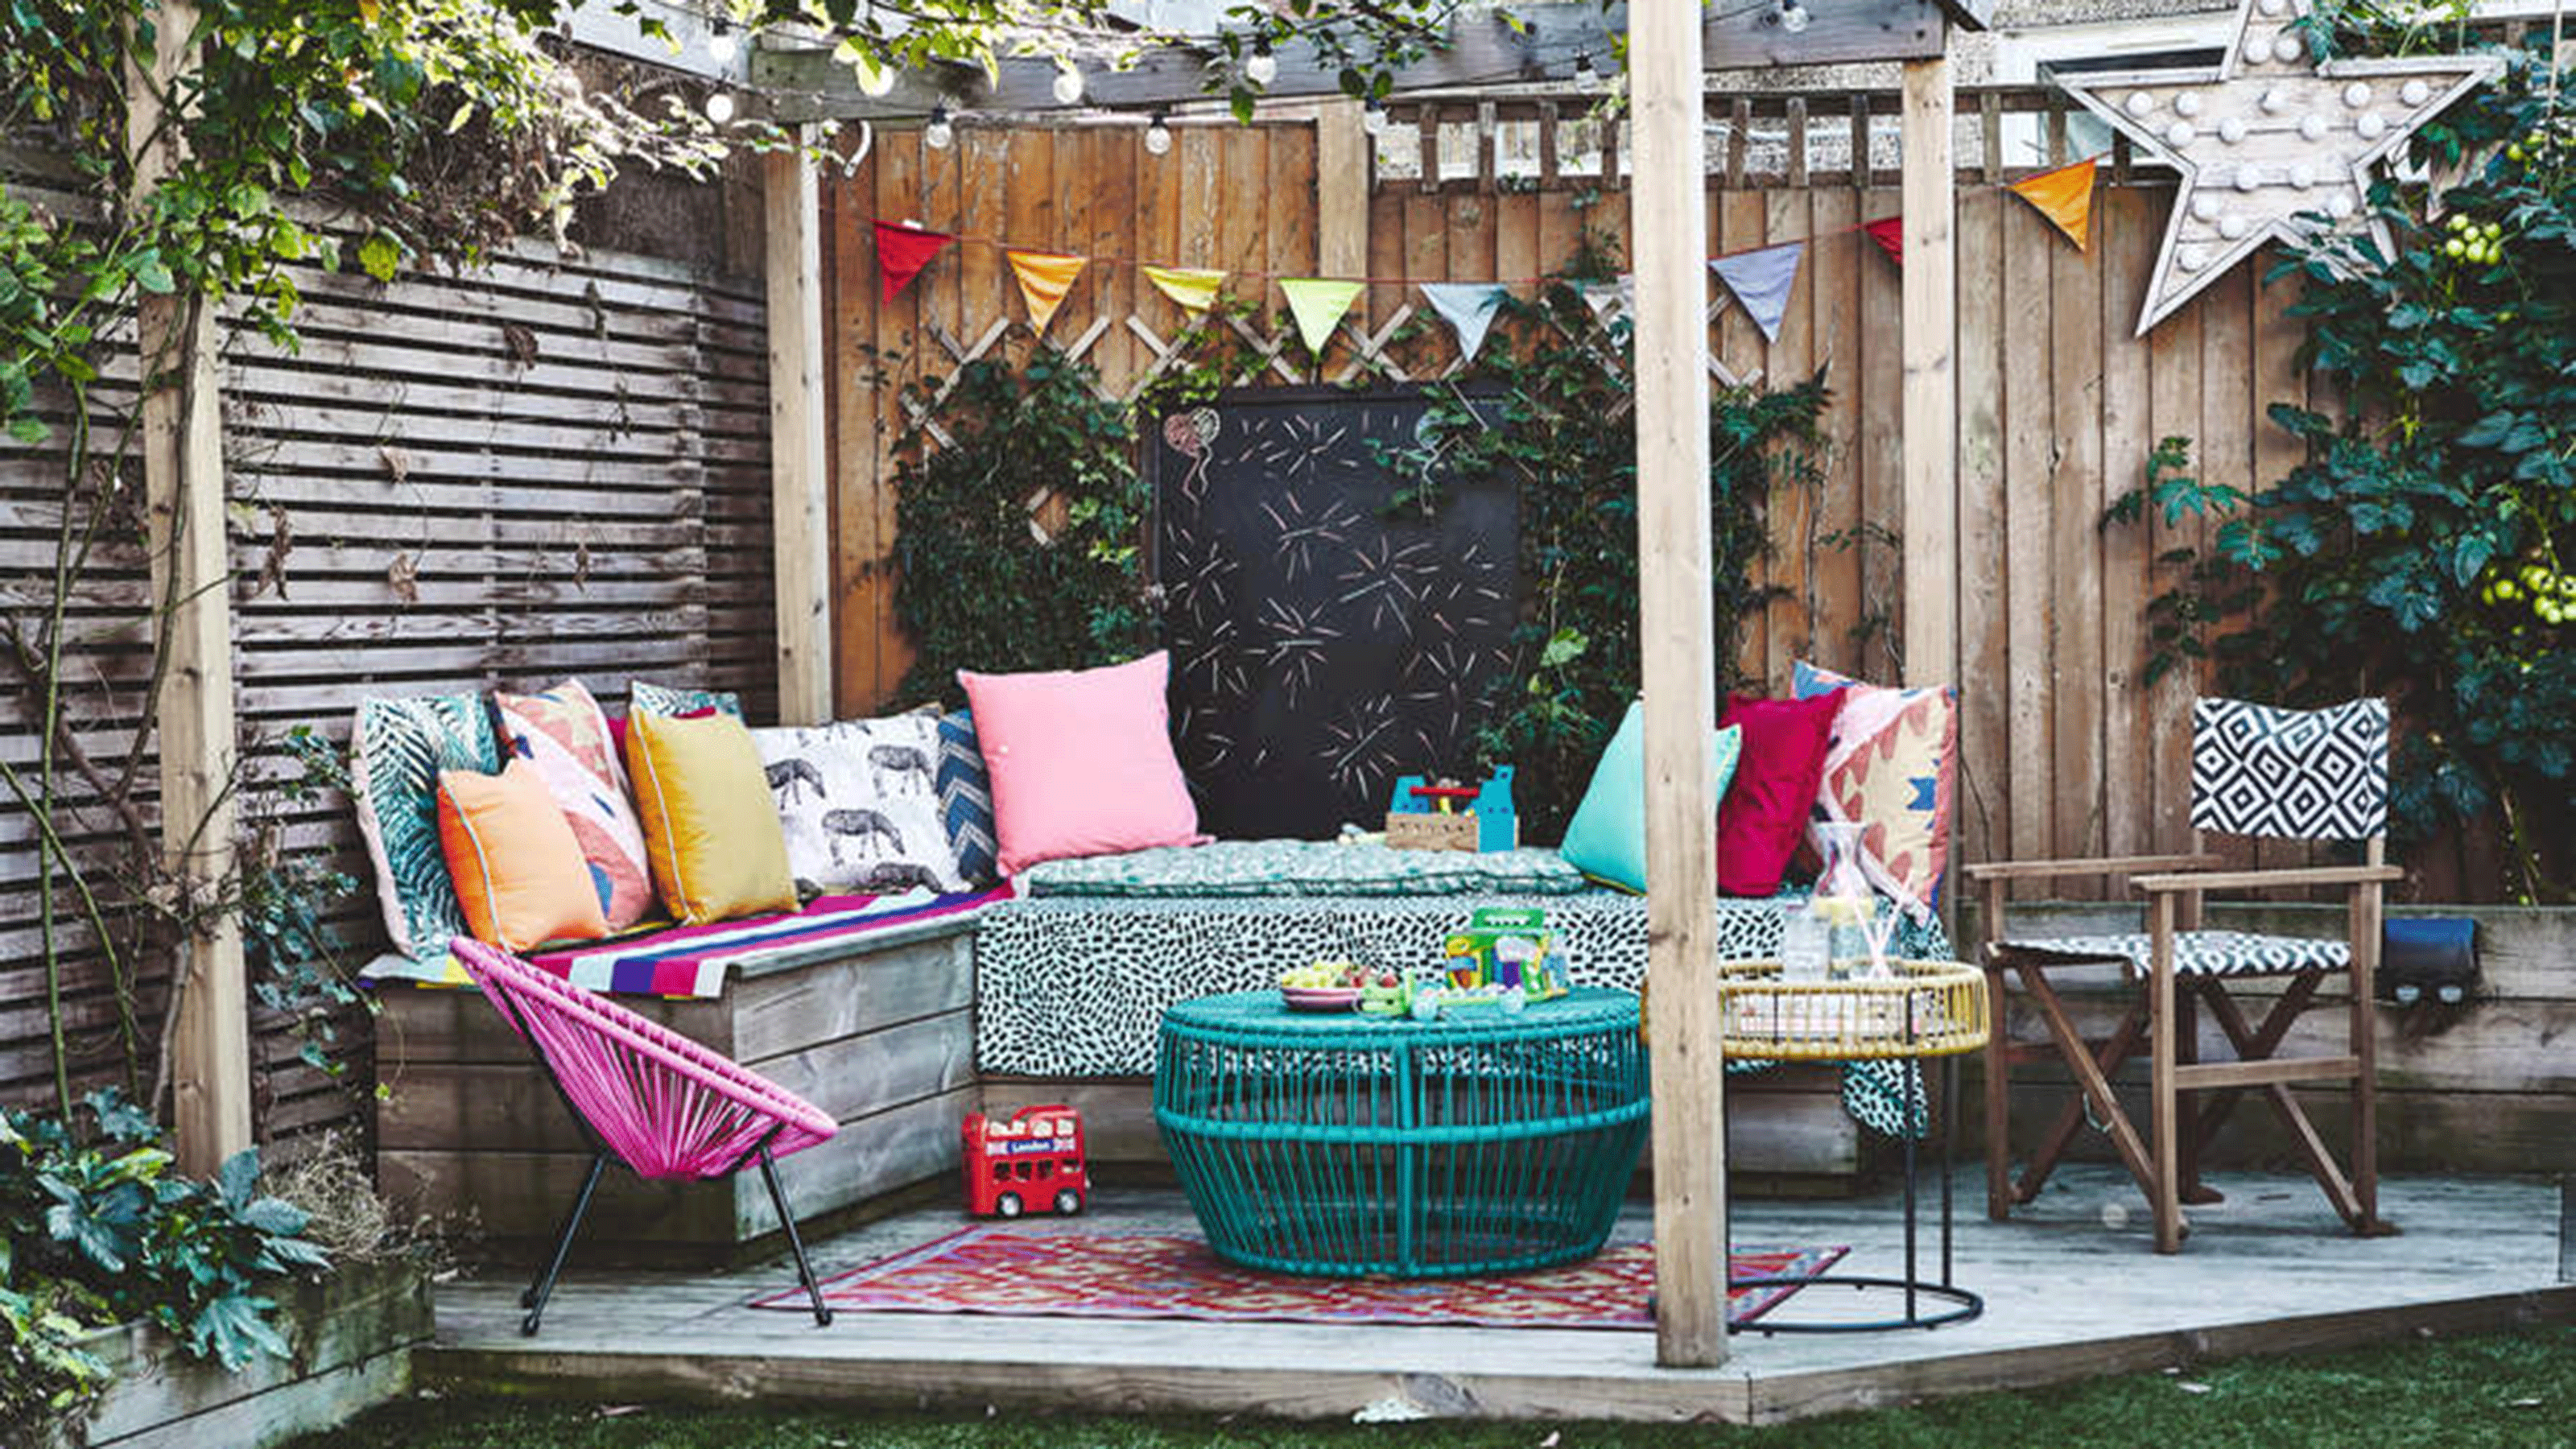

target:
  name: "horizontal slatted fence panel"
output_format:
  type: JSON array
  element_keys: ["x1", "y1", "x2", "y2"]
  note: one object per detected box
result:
[{"x1": 0, "y1": 142, "x2": 774, "y2": 1147}]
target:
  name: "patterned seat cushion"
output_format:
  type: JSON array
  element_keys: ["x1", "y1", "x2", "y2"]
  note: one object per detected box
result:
[
  {"x1": 1019, "y1": 839, "x2": 1590, "y2": 898},
  {"x1": 1995, "y1": 929, "x2": 2351, "y2": 978}
]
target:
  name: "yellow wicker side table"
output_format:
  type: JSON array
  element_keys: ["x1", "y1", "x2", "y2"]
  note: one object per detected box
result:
[{"x1": 1715, "y1": 959, "x2": 1991, "y2": 1332}]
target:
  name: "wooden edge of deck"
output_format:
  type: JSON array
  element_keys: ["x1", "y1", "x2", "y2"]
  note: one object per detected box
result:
[{"x1": 417, "y1": 1282, "x2": 2576, "y2": 1426}]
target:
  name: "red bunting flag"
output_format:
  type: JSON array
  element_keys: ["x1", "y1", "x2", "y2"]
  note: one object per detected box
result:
[
  {"x1": 873, "y1": 221, "x2": 955, "y2": 303},
  {"x1": 1862, "y1": 217, "x2": 1905, "y2": 267}
]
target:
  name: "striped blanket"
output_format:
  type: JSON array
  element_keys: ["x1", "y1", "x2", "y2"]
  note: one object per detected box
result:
[{"x1": 360, "y1": 885, "x2": 1011, "y2": 999}]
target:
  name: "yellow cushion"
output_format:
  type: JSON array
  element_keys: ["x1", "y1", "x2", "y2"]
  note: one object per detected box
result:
[
  {"x1": 436, "y1": 760, "x2": 610, "y2": 952},
  {"x1": 622, "y1": 709, "x2": 799, "y2": 926}
]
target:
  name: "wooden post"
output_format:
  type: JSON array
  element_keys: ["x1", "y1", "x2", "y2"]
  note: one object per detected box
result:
[
  {"x1": 127, "y1": 0, "x2": 250, "y2": 1174},
  {"x1": 1313, "y1": 101, "x2": 1371, "y2": 279},
  {"x1": 1899, "y1": 57, "x2": 1956, "y2": 691},
  {"x1": 765, "y1": 130, "x2": 833, "y2": 726},
  {"x1": 1631, "y1": 0, "x2": 1726, "y2": 1369}
]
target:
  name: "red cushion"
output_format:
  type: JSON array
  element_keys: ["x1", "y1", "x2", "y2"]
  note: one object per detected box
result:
[
  {"x1": 1715, "y1": 691, "x2": 1844, "y2": 897},
  {"x1": 605, "y1": 704, "x2": 715, "y2": 756}
]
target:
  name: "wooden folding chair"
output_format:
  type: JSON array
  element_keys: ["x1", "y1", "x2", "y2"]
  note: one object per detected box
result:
[{"x1": 1971, "y1": 698, "x2": 2402, "y2": 1253}]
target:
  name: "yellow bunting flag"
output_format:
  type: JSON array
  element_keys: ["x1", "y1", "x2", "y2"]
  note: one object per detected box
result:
[
  {"x1": 1141, "y1": 265, "x2": 1227, "y2": 316},
  {"x1": 2008, "y1": 156, "x2": 2098, "y2": 251},
  {"x1": 1279, "y1": 278, "x2": 1365, "y2": 356},
  {"x1": 1005, "y1": 250, "x2": 1088, "y2": 335}
]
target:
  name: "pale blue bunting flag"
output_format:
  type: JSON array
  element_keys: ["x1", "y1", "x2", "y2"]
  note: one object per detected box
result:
[
  {"x1": 1707, "y1": 242, "x2": 1805, "y2": 345},
  {"x1": 1419, "y1": 283, "x2": 1509, "y2": 364}
]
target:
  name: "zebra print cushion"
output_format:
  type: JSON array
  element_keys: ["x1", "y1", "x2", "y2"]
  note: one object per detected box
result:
[
  {"x1": 750, "y1": 716, "x2": 967, "y2": 895},
  {"x1": 1996, "y1": 929, "x2": 2351, "y2": 978},
  {"x1": 935, "y1": 711, "x2": 1000, "y2": 886},
  {"x1": 2190, "y1": 698, "x2": 2388, "y2": 841}
]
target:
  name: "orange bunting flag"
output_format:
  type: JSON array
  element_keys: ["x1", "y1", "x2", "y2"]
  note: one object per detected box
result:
[
  {"x1": 1005, "y1": 250, "x2": 1088, "y2": 335},
  {"x1": 2008, "y1": 156, "x2": 2098, "y2": 251}
]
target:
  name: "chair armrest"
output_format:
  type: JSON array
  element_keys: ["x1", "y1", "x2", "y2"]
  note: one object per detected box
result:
[
  {"x1": 1963, "y1": 852, "x2": 2226, "y2": 883},
  {"x1": 2131, "y1": 864, "x2": 2405, "y2": 895}
]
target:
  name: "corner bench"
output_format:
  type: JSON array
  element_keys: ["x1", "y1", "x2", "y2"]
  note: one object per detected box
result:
[{"x1": 378, "y1": 881, "x2": 1947, "y2": 1261}]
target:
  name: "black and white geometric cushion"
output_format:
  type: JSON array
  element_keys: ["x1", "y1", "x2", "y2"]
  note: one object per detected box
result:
[
  {"x1": 2189, "y1": 697, "x2": 2388, "y2": 841},
  {"x1": 1994, "y1": 929, "x2": 2351, "y2": 979}
]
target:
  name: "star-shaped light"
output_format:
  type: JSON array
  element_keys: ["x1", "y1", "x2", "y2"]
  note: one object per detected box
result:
[{"x1": 2057, "y1": 0, "x2": 2500, "y2": 335}]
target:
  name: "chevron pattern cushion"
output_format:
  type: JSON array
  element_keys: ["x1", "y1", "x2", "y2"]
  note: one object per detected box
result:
[
  {"x1": 351, "y1": 692, "x2": 503, "y2": 960},
  {"x1": 1996, "y1": 929, "x2": 2351, "y2": 979},
  {"x1": 935, "y1": 711, "x2": 1001, "y2": 886},
  {"x1": 2190, "y1": 698, "x2": 2388, "y2": 840}
]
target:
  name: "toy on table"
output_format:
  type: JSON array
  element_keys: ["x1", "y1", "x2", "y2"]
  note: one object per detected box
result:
[
  {"x1": 1410, "y1": 906, "x2": 1567, "y2": 1018},
  {"x1": 960, "y1": 1104, "x2": 1088, "y2": 1218},
  {"x1": 1384, "y1": 767, "x2": 1518, "y2": 852}
]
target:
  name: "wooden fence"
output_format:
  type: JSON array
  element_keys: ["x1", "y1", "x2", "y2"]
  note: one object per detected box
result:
[
  {"x1": 0, "y1": 136, "x2": 775, "y2": 1135},
  {"x1": 824, "y1": 86, "x2": 2509, "y2": 898}
]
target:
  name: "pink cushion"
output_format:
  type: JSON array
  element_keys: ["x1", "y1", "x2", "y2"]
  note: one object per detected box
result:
[
  {"x1": 1715, "y1": 691, "x2": 1843, "y2": 898},
  {"x1": 958, "y1": 653, "x2": 1207, "y2": 875}
]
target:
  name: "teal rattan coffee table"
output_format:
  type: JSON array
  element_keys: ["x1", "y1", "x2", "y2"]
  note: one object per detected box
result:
[{"x1": 1153, "y1": 988, "x2": 1649, "y2": 1278}]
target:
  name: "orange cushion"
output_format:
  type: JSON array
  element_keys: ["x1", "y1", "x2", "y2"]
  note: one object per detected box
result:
[
  {"x1": 622, "y1": 709, "x2": 799, "y2": 926},
  {"x1": 436, "y1": 760, "x2": 610, "y2": 952}
]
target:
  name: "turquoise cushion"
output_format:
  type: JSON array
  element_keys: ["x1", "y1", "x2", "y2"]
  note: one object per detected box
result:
[{"x1": 1558, "y1": 701, "x2": 1743, "y2": 894}]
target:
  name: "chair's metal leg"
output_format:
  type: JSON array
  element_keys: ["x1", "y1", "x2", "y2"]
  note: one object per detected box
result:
[
  {"x1": 758, "y1": 1142, "x2": 835, "y2": 1327},
  {"x1": 1981, "y1": 964, "x2": 2013, "y2": 1222},
  {"x1": 522, "y1": 1150, "x2": 608, "y2": 1335}
]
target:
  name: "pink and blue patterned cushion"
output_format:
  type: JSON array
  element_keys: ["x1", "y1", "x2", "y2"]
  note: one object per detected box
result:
[
  {"x1": 1791, "y1": 660, "x2": 1958, "y2": 920},
  {"x1": 493, "y1": 679, "x2": 658, "y2": 931}
]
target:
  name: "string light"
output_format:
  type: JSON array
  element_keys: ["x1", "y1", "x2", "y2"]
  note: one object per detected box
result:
[
  {"x1": 1362, "y1": 98, "x2": 1389, "y2": 135},
  {"x1": 1770, "y1": 0, "x2": 1811, "y2": 34},
  {"x1": 704, "y1": 89, "x2": 737, "y2": 124},
  {"x1": 1245, "y1": 35, "x2": 1278, "y2": 86},
  {"x1": 706, "y1": 16, "x2": 740, "y2": 64},
  {"x1": 1571, "y1": 52, "x2": 1600, "y2": 91},
  {"x1": 925, "y1": 104, "x2": 954, "y2": 149},
  {"x1": 1052, "y1": 64, "x2": 1085, "y2": 105},
  {"x1": 1144, "y1": 109, "x2": 1173, "y2": 155}
]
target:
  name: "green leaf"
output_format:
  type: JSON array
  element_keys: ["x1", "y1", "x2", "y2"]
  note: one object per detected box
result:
[{"x1": 356, "y1": 233, "x2": 400, "y2": 282}]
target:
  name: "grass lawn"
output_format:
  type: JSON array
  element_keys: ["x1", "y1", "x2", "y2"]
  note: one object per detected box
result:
[{"x1": 287, "y1": 1324, "x2": 2576, "y2": 1448}]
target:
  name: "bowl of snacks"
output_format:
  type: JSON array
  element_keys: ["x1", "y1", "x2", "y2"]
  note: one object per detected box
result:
[{"x1": 1279, "y1": 960, "x2": 1380, "y2": 1011}]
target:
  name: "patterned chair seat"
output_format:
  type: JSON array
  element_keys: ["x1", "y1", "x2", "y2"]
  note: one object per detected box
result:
[{"x1": 1994, "y1": 929, "x2": 2351, "y2": 979}]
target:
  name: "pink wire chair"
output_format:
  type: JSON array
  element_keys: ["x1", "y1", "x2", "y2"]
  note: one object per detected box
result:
[{"x1": 450, "y1": 938, "x2": 838, "y2": 1333}]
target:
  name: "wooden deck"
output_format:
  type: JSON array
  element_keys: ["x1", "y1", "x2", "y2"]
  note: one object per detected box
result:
[{"x1": 422, "y1": 1166, "x2": 2576, "y2": 1425}]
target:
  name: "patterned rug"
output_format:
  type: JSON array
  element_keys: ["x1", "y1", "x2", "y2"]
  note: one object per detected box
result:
[{"x1": 750, "y1": 1228, "x2": 1846, "y2": 1331}]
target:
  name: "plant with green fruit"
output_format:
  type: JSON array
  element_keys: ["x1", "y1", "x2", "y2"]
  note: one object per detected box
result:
[{"x1": 2105, "y1": 33, "x2": 2571, "y2": 902}]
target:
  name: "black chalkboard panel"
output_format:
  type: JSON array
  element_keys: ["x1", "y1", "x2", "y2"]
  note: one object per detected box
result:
[{"x1": 1149, "y1": 387, "x2": 1517, "y2": 840}]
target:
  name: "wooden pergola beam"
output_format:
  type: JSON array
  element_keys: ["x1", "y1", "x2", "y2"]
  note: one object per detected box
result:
[
  {"x1": 1631, "y1": 0, "x2": 1727, "y2": 1369},
  {"x1": 765, "y1": 129, "x2": 834, "y2": 726},
  {"x1": 126, "y1": 0, "x2": 250, "y2": 1174},
  {"x1": 755, "y1": 0, "x2": 1960, "y2": 121}
]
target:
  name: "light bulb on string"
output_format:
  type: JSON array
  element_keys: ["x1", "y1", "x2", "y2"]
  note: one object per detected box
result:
[
  {"x1": 925, "y1": 105, "x2": 954, "y2": 149},
  {"x1": 706, "y1": 17, "x2": 740, "y2": 64},
  {"x1": 1362, "y1": 99, "x2": 1389, "y2": 136},
  {"x1": 1773, "y1": 0, "x2": 1811, "y2": 33},
  {"x1": 1144, "y1": 109, "x2": 1173, "y2": 156},
  {"x1": 704, "y1": 89, "x2": 737, "y2": 125},
  {"x1": 1245, "y1": 36, "x2": 1278, "y2": 86},
  {"x1": 1571, "y1": 52, "x2": 1600, "y2": 91},
  {"x1": 1052, "y1": 64, "x2": 1085, "y2": 105}
]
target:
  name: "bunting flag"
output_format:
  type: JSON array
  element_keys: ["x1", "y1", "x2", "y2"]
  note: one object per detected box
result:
[
  {"x1": 2008, "y1": 156, "x2": 2098, "y2": 251},
  {"x1": 1419, "y1": 282, "x2": 1509, "y2": 364},
  {"x1": 1707, "y1": 242, "x2": 1805, "y2": 345},
  {"x1": 873, "y1": 221, "x2": 955, "y2": 303},
  {"x1": 1005, "y1": 250, "x2": 1088, "y2": 335},
  {"x1": 1577, "y1": 275, "x2": 1635, "y2": 331},
  {"x1": 1863, "y1": 217, "x2": 1905, "y2": 267},
  {"x1": 1141, "y1": 265, "x2": 1228, "y2": 316},
  {"x1": 1279, "y1": 278, "x2": 1365, "y2": 355}
]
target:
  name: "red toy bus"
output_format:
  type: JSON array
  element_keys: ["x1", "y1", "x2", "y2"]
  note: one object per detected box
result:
[{"x1": 960, "y1": 1104, "x2": 1088, "y2": 1218}]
